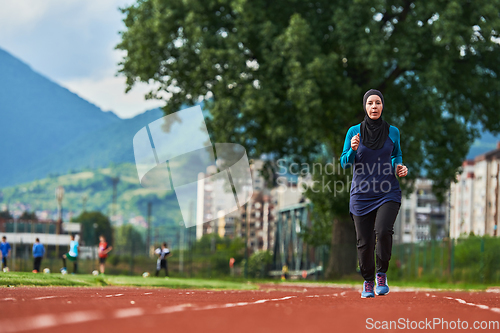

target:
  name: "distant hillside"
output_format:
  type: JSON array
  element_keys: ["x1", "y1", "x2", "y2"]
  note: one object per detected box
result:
[
  {"x1": 0, "y1": 47, "x2": 120, "y2": 186},
  {"x1": 5, "y1": 107, "x2": 165, "y2": 186},
  {"x1": 0, "y1": 163, "x2": 184, "y2": 246},
  {"x1": 0, "y1": 47, "x2": 209, "y2": 188}
]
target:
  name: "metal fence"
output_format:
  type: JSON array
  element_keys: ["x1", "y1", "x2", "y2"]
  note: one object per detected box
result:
[{"x1": 389, "y1": 237, "x2": 500, "y2": 284}]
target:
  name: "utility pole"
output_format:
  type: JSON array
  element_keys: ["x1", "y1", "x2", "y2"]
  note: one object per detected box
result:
[
  {"x1": 188, "y1": 202, "x2": 194, "y2": 277},
  {"x1": 111, "y1": 177, "x2": 120, "y2": 221},
  {"x1": 82, "y1": 194, "x2": 88, "y2": 213},
  {"x1": 245, "y1": 199, "x2": 252, "y2": 279},
  {"x1": 147, "y1": 202, "x2": 152, "y2": 257},
  {"x1": 55, "y1": 186, "x2": 64, "y2": 259},
  {"x1": 179, "y1": 221, "x2": 184, "y2": 274}
]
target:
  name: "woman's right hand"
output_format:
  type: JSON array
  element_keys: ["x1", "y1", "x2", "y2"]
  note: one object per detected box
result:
[{"x1": 351, "y1": 133, "x2": 360, "y2": 151}]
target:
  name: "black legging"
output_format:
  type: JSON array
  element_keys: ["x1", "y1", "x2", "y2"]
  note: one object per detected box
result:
[
  {"x1": 62, "y1": 254, "x2": 78, "y2": 273},
  {"x1": 352, "y1": 201, "x2": 401, "y2": 281},
  {"x1": 34, "y1": 257, "x2": 42, "y2": 272},
  {"x1": 156, "y1": 259, "x2": 169, "y2": 277}
]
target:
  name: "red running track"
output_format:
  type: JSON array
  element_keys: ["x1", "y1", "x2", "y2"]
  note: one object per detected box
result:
[{"x1": 0, "y1": 284, "x2": 499, "y2": 332}]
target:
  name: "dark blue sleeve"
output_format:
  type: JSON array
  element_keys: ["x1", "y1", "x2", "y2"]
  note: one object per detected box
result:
[{"x1": 340, "y1": 125, "x2": 360, "y2": 169}]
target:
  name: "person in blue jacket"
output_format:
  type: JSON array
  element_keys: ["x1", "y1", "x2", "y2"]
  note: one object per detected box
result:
[
  {"x1": 340, "y1": 89, "x2": 408, "y2": 298},
  {"x1": 0, "y1": 236, "x2": 11, "y2": 270},
  {"x1": 32, "y1": 238, "x2": 45, "y2": 273}
]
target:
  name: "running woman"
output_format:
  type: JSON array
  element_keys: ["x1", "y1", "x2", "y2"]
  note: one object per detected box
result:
[
  {"x1": 155, "y1": 242, "x2": 171, "y2": 277},
  {"x1": 340, "y1": 89, "x2": 408, "y2": 298},
  {"x1": 98, "y1": 235, "x2": 112, "y2": 274},
  {"x1": 61, "y1": 234, "x2": 79, "y2": 274}
]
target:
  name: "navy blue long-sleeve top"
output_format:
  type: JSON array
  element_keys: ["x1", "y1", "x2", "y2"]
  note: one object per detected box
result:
[{"x1": 340, "y1": 124, "x2": 403, "y2": 216}]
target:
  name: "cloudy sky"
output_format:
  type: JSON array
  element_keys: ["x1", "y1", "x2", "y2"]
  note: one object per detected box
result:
[{"x1": 0, "y1": 0, "x2": 166, "y2": 118}]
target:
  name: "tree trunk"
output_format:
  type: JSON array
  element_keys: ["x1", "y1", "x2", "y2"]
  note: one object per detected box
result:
[{"x1": 325, "y1": 216, "x2": 357, "y2": 279}]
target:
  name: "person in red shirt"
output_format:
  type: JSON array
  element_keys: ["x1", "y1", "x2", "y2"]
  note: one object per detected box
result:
[{"x1": 98, "y1": 235, "x2": 112, "y2": 274}]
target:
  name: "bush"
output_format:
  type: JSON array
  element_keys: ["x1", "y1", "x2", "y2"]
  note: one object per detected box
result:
[{"x1": 247, "y1": 251, "x2": 273, "y2": 278}]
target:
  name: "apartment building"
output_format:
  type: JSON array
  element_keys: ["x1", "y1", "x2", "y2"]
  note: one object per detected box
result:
[
  {"x1": 449, "y1": 145, "x2": 500, "y2": 238},
  {"x1": 394, "y1": 178, "x2": 448, "y2": 243}
]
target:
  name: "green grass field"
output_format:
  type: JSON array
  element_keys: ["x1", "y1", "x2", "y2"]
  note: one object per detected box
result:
[
  {"x1": 274, "y1": 278, "x2": 498, "y2": 291},
  {"x1": 1, "y1": 272, "x2": 497, "y2": 291},
  {"x1": 0, "y1": 272, "x2": 257, "y2": 290}
]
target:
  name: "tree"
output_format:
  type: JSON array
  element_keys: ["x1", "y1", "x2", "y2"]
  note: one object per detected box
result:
[
  {"x1": 117, "y1": 0, "x2": 500, "y2": 277},
  {"x1": 0, "y1": 210, "x2": 13, "y2": 219},
  {"x1": 72, "y1": 211, "x2": 113, "y2": 247},
  {"x1": 114, "y1": 224, "x2": 145, "y2": 256},
  {"x1": 20, "y1": 211, "x2": 37, "y2": 220}
]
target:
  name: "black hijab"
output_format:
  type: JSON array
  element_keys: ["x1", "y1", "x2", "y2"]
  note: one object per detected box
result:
[{"x1": 360, "y1": 89, "x2": 390, "y2": 150}]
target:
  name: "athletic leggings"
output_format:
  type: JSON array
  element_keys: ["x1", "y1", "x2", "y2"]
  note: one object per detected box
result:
[
  {"x1": 156, "y1": 259, "x2": 169, "y2": 277},
  {"x1": 352, "y1": 201, "x2": 401, "y2": 282},
  {"x1": 34, "y1": 257, "x2": 42, "y2": 272},
  {"x1": 61, "y1": 255, "x2": 78, "y2": 274}
]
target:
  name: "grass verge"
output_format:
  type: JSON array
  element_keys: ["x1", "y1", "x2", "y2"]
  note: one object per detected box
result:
[
  {"x1": 0, "y1": 272, "x2": 256, "y2": 290},
  {"x1": 272, "y1": 278, "x2": 498, "y2": 291}
]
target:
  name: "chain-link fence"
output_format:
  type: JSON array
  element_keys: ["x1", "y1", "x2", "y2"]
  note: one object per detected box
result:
[
  {"x1": 7, "y1": 233, "x2": 499, "y2": 285},
  {"x1": 389, "y1": 236, "x2": 500, "y2": 284}
]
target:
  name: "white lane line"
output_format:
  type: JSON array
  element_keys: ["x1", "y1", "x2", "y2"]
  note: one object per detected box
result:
[
  {"x1": 441, "y1": 296, "x2": 498, "y2": 315},
  {"x1": 1, "y1": 298, "x2": 15, "y2": 301},
  {"x1": 33, "y1": 296, "x2": 58, "y2": 300},
  {"x1": 59, "y1": 311, "x2": 104, "y2": 324},
  {"x1": 105, "y1": 294, "x2": 124, "y2": 298},
  {"x1": 114, "y1": 308, "x2": 145, "y2": 318},
  {"x1": 195, "y1": 295, "x2": 296, "y2": 311},
  {"x1": 144, "y1": 292, "x2": 153, "y2": 295},
  {"x1": 0, "y1": 295, "x2": 297, "y2": 333},
  {"x1": 0, "y1": 311, "x2": 105, "y2": 333},
  {"x1": 155, "y1": 304, "x2": 194, "y2": 314}
]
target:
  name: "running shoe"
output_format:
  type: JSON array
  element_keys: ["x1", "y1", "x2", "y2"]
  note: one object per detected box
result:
[
  {"x1": 375, "y1": 272, "x2": 389, "y2": 295},
  {"x1": 361, "y1": 280, "x2": 375, "y2": 298}
]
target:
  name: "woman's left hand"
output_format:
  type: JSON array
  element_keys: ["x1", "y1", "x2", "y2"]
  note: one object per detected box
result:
[{"x1": 396, "y1": 164, "x2": 408, "y2": 177}]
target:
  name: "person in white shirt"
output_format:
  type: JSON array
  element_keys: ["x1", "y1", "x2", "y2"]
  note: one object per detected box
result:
[{"x1": 155, "y1": 242, "x2": 171, "y2": 277}]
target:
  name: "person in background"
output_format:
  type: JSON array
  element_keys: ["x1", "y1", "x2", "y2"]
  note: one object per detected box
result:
[
  {"x1": 32, "y1": 238, "x2": 45, "y2": 273},
  {"x1": 1, "y1": 236, "x2": 12, "y2": 270},
  {"x1": 61, "y1": 234, "x2": 79, "y2": 274},
  {"x1": 98, "y1": 235, "x2": 112, "y2": 275},
  {"x1": 155, "y1": 242, "x2": 171, "y2": 277}
]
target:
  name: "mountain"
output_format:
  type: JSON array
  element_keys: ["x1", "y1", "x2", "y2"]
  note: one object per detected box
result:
[
  {"x1": 0, "y1": 47, "x2": 120, "y2": 186},
  {"x1": 4, "y1": 107, "x2": 166, "y2": 186},
  {"x1": 0, "y1": 164, "x2": 185, "y2": 247}
]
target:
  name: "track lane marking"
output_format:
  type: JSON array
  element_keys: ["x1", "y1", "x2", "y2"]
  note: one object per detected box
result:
[
  {"x1": 114, "y1": 308, "x2": 145, "y2": 318},
  {"x1": 438, "y1": 294, "x2": 499, "y2": 315},
  {"x1": 33, "y1": 296, "x2": 59, "y2": 300},
  {"x1": 0, "y1": 311, "x2": 105, "y2": 333}
]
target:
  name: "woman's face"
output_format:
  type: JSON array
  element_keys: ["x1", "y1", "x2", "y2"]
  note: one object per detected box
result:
[{"x1": 365, "y1": 95, "x2": 383, "y2": 120}]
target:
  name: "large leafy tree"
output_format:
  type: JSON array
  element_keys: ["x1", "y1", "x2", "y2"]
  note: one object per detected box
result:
[
  {"x1": 117, "y1": 0, "x2": 500, "y2": 277},
  {"x1": 72, "y1": 211, "x2": 113, "y2": 247}
]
